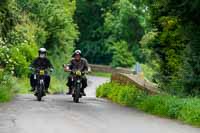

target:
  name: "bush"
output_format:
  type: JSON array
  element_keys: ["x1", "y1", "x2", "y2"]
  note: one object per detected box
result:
[
  {"x1": 178, "y1": 98, "x2": 200, "y2": 126},
  {"x1": 0, "y1": 70, "x2": 15, "y2": 102},
  {"x1": 13, "y1": 77, "x2": 30, "y2": 94},
  {"x1": 111, "y1": 41, "x2": 135, "y2": 67},
  {"x1": 96, "y1": 82, "x2": 200, "y2": 126},
  {"x1": 49, "y1": 76, "x2": 67, "y2": 94},
  {"x1": 9, "y1": 43, "x2": 37, "y2": 77},
  {"x1": 0, "y1": 43, "x2": 38, "y2": 77}
]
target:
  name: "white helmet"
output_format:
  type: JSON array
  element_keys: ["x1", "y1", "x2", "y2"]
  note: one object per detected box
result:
[
  {"x1": 39, "y1": 48, "x2": 47, "y2": 53},
  {"x1": 73, "y1": 50, "x2": 82, "y2": 57}
]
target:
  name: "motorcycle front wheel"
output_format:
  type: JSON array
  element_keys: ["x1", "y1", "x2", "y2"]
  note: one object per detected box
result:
[
  {"x1": 36, "y1": 84, "x2": 44, "y2": 101},
  {"x1": 73, "y1": 84, "x2": 81, "y2": 103}
]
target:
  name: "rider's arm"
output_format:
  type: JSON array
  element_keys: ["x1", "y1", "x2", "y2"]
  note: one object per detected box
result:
[
  {"x1": 46, "y1": 59, "x2": 53, "y2": 69},
  {"x1": 83, "y1": 59, "x2": 89, "y2": 72},
  {"x1": 64, "y1": 60, "x2": 73, "y2": 72},
  {"x1": 30, "y1": 58, "x2": 38, "y2": 69}
]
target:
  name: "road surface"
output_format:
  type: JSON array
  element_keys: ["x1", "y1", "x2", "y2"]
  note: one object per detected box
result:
[{"x1": 0, "y1": 76, "x2": 199, "y2": 133}]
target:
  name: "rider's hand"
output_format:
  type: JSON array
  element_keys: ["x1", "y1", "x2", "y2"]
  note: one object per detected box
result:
[
  {"x1": 64, "y1": 67, "x2": 70, "y2": 72},
  {"x1": 50, "y1": 68, "x2": 54, "y2": 72}
]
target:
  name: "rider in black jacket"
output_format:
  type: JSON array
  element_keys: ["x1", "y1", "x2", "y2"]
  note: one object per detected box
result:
[{"x1": 30, "y1": 48, "x2": 53, "y2": 93}]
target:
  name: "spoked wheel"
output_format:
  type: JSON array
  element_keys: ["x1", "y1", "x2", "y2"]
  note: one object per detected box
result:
[
  {"x1": 37, "y1": 95, "x2": 42, "y2": 101},
  {"x1": 73, "y1": 95, "x2": 79, "y2": 103},
  {"x1": 73, "y1": 89, "x2": 80, "y2": 103},
  {"x1": 36, "y1": 86, "x2": 43, "y2": 101},
  {"x1": 73, "y1": 85, "x2": 81, "y2": 103}
]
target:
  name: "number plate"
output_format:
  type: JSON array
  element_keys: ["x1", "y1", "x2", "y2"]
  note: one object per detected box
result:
[{"x1": 40, "y1": 70, "x2": 45, "y2": 75}]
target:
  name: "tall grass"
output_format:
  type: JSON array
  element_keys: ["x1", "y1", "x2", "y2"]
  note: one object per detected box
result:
[
  {"x1": 0, "y1": 70, "x2": 15, "y2": 102},
  {"x1": 96, "y1": 82, "x2": 200, "y2": 126},
  {"x1": 13, "y1": 75, "x2": 67, "y2": 94}
]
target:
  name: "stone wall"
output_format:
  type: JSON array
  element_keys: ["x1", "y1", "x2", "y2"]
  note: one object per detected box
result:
[
  {"x1": 89, "y1": 64, "x2": 133, "y2": 74},
  {"x1": 111, "y1": 73, "x2": 159, "y2": 94},
  {"x1": 89, "y1": 64, "x2": 159, "y2": 94}
]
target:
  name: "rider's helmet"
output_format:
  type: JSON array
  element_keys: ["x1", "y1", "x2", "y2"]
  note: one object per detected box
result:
[
  {"x1": 73, "y1": 50, "x2": 82, "y2": 57},
  {"x1": 39, "y1": 48, "x2": 47, "y2": 58}
]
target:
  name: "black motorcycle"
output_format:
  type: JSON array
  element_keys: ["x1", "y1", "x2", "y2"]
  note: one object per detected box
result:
[
  {"x1": 63, "y1": 65, "x2": 86, "y2": 103},
  {"x1": 71, "y1": 70, "x2": 85, "y2": 103},
  {"x1": 31, "y1": 68, "x2": 51, "y2": 101}
]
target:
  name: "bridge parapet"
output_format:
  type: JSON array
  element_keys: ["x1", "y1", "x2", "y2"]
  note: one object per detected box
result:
[{"x1": 89, "y1": 64, "x2": 159, "y2": 94}]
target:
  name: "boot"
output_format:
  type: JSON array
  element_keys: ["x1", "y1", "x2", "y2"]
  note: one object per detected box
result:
[
  {"x1": 66, "y1": 88, "x2": 73, "y2": 95},
  {"x1": 30, "y1": 87, "x2": 35, "y2": 92},
  {"x1": 45, "y1": 88, "x2": 50, "y2": 94},
  {"x1": 81, "y1": 88, "x2": 86, "y2": 96}
]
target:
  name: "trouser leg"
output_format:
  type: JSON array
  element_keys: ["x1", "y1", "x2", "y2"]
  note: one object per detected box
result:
[
  {"x1": 81, "y1": 76, "x2": 87, "y2": 92},
  {"x1": 44, "y1": 75, "x2": 50, "y2": 90},
  {"x1": 30, "y1": 74, "x2": 37, "y2": 88},
  {"x1": 67, "y1": 75, "x2": 73, "y2": 93}
]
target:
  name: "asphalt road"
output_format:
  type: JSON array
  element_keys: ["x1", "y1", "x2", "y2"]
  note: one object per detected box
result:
[{"x1": 0, "y1": 76, "x2": 199, "y2": 133}]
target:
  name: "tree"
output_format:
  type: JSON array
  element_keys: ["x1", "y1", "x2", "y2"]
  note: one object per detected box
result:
[
  {"x1": 111, "y1": 41, "x2": 135, "y2": 67},
  {"x1": 75, "y1": 0, "x2": 149, "y2": 66},
  {"x1": 149, "y1": 0, "x2": 200, "y2": 95},
  {"x1": 75, "y1": 0, "x2": 114, "y2": 64},
  {"x1": 17, "y1": 0, "x2": 79, "y2": 77}
]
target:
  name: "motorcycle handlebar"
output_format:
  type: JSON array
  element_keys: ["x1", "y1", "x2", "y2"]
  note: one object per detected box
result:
[{"x1": 29, "y1": 67, "x2": 54, "y2": 73}]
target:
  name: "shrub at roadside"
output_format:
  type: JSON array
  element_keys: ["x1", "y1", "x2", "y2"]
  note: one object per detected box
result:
[
  {"x1": 0, "y1": 70, "x2": 15, "y2": 102},
  {"x1": 96, "y1": 82, "x2": 200, "y2": 126},
  {"x1": 49, "y1": 76, "x2": 67, "y2": 94}
]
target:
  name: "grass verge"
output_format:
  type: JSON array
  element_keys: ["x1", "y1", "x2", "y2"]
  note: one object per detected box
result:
[
  {"x1": 96, "y1": 82, "x2": 200, "y2": 127},
  {"x1": 0, "y1": 70, "x2": 15, "y2": 102},
  {"x1": 13, "y1": 76, "x2": 67, "y2": 94}
]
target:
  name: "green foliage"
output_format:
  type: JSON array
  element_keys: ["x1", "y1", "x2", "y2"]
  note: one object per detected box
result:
[
  {"x1": 111, "y1": 41, "x2": 135, "y2": 67},
  {"x1": 97, "y1": 82, "x2": 200, "y2": 126},
  {"x1": 75, "y1": 0, "x2": 113, "y2": 64},
  {"x1": 76, "y1": 0, "x2": 200, "y2": 96},
  {"x1": 49, "y1": 76, "x2": 67, "y2": 94},
  {"x1": 17, "y1": 0, "x2": 78, "y2": 78},
  {"x1": 0, "y1": 0, "x2": 19, "y2": 38},
  {"x1": 0, "y1": 0, "x2": 199, "y2": 102},
  {"x1": 0, "y1": 0, "x2": 78, "y2": 101},
  {"x1": 104, "y1": 0, "x2": 145, "y2": 46},
  {"x1": 143, "y1": 0, "x2": 200, "y2": 95},
  {"x1": 178, "y1": 98, "x2": 200, "y2": 125},
  {"x1": 0, "y1": 43, "x2": 37, "y2": 77},
  {"x1": 75, "y1": 0, "x2": 148, "y2": 66},
  {"x1": 141, "y1": 63, "x2": 158, "y2": 82},
  {"x1": 13, "y1": 77, "x2": 30, "y2": 94},
  {"x1": 0, "y1": 70, "x2": 14, "y2": 102}
]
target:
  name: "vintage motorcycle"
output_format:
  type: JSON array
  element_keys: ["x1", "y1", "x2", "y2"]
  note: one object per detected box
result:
[
  {"x1": 30, "y1": 68, "x2": 52, "y2": 101},
  {"x1": 63, "y1": 64, "x2": 88, "y2": 103}
]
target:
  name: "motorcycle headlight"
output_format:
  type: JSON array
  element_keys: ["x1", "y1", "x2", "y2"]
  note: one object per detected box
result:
[{"x1": 76, "y1": 71, "x2": 82, "y2": 76}]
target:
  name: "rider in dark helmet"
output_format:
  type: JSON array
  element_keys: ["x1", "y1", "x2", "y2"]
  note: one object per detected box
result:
[
  {"x1": 30, "y1": 48, "x2": 54, "y2": 93},
  {"x1": 65, "y1": 50, "x2": 89, "y2": 96}
]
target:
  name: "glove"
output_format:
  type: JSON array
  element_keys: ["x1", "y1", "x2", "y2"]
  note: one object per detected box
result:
[{"x1": 50, "y1": 68, "x2": 54, "y2": 72}]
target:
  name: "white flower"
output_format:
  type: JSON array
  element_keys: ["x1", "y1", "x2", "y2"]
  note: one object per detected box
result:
[{"x1": 11, "y1": 71, "x2": 14, "y2": 74}]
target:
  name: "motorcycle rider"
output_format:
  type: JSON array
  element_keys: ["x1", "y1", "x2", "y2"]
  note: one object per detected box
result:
[
  {"x1": 30, "y1": 48, "x2": 54, "y2": 93},
  {"x1": 64, "y1": 50, "x2": 89, "y2": 96}
]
